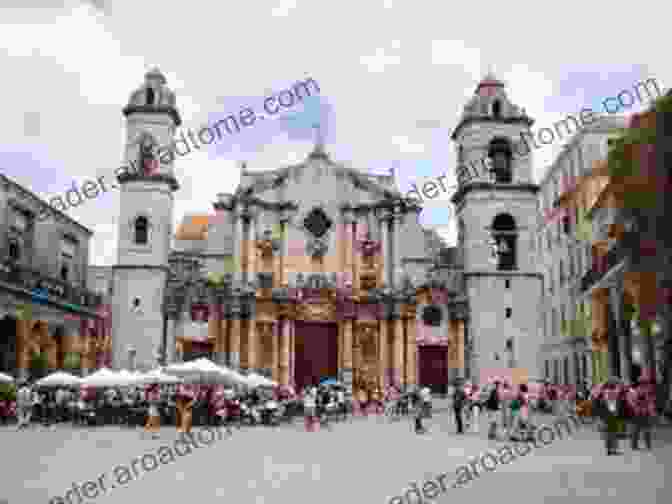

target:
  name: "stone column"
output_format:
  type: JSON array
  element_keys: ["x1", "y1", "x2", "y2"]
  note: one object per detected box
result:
[
  {"x1": 392, "y1": 317, "x2": 404, "y2": 388},
  {"x1": 392, "y1": 210, "x2": 405, "y2": 288},
  {"x1": 342, "y1": 318, "x2": 354, "y2": 391},
  {"x1": 165, "y1": 315, "x2": 178, "y2": 364},
  {"x1": 379, "y1": 319, "x2": 388, "y2": 390},
  {"x1": 15, "y1": 319, "x2": 28, "y2": 376},
  {"x1": 230, "y1": 313, "x2": 241, "y2": 370},
  {"x1": 247, "y1": 317, "x2": 258, "y2": 373},
  {"x1": 456, "y1": 319, "x2": 465, "y2": 379},
  {"x1": 233, "y1": 207, "x2": 244, "y2": 283},
  {"x1": 41, "y1": 323, "x2": 58, "y2": 372},
  {"x1": 379, "y1": 213, "x2": 390, "y2": 286},
  {"x1": 352, "y1": 217, "x2": 360, "y2": 293},
  {"x1": 269, "y1": 321, "x2": 278, "y2": 382},
  {"x1": 279, "y1": 319, "x2": 290, "y2": 386},
  {"x1": 279, "y1": 220, "x2": 289, "y2": 287},
  {"x1": 217, "y1": 316, "x2": 229, "y2": 366},
  {"x1": 405, "y1": 317, "x2": 417, "y2": 388},
  {"x1": 208, "y1": 294, "x2": 221, "y2": 362},
  {"x1": 246, "y1": 213, "x2": 257, "y2": 285}
]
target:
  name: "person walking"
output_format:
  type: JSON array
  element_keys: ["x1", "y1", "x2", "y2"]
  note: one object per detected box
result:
[
  {"x1": 485, "y1": 381, "x2": 501, "y2": 440},
  {"x1": 452, "y1": 379, "x2": 466, "y2": 434},
  {"x1": 630, "y1": 371, "x2": 657, "y2": 451},
  {"x1": 15, "y1": 380, "x2": 33, "y2": 430},
  {"x1": 303, "y1": 387, "x2": 317, "y2": 432},
  {"x1": 144, "y1": 383, "x2": 161, "y2": 439},
  {"x1": 596, "y1": 377, "x2": 626, "y2": 455}
]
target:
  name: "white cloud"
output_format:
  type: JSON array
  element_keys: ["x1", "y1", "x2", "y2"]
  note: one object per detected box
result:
[{"x1": 0, "y1": 0, "x2": 667, "y2": 267}]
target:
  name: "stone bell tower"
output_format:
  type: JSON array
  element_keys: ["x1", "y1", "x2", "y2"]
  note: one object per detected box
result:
[
  {"x1": 111, "y1": 68, "x2": 181, "y2": 370},
  {"x1": 450, "y1": 73, "x2": 544, "y2": 384}
]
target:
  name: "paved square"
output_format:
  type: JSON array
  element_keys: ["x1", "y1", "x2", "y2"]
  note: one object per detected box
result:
[{"x1": 2, "y1": 409, "x2": 671, "y2": 504}]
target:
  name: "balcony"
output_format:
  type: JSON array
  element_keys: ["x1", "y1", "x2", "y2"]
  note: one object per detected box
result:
[{"x1": 0, "y1": 260, "x2": 103, "y2": 311}]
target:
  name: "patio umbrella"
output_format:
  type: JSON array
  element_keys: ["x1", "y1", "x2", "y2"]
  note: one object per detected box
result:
[
  {"x1": 245, "y1": 372, "x2": 277, "y2": 388},
  {"x1": 0, "y1": 372, "x2": 14, "y2": 384},
  {"x1": 79, "y1": 368, "x2": 123, "y2": 388},
  {"x1": 116, "y1": 369, "x2": 144, "y2": 387},
  {"x1": 137, "y1": 368, "x2": 183, "y2": 385},
  {"x1": 218, "y1": 366, "x2": 251, "y2": 388},
  {"x1": 35, "y1": 371, "x2": 81, "y2": 388},
  {"x1": 164, "y1": 358, "x2": 232, "y2": 385}
]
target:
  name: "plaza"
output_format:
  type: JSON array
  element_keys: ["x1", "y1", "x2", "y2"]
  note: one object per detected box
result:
[{"x1": 3, "y1": 407, "x2": 670, "y2": 504}]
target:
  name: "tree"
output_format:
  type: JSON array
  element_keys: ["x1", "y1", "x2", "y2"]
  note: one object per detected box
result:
[{"x1": 30, "y1": 351, "x2": 49, "y2": 380}]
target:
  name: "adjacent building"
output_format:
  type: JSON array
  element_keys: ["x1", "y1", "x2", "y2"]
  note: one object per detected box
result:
[
  {"x1": 0, "y1": 174, "x2": 106, "y2": 380},
  {"x1": 536, "y1": 115, "x2": 627, "y2": 386}
]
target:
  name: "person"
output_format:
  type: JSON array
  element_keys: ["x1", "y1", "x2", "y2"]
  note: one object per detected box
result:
[
  {"x1": 452, "y1": 379, "x2": 466, "y2": 434},
  {"x1": 486, "y1": 381, "x2": 501, "y2": 440},
  {"x1": 469, "y1": 384, "x2": 482, "y2": 434},
  {"x1": 336, "y1": 386, "x2": 346, "y2": 421},
  {"x1": 144, "y1": 383, "x2": 161, "y2": 439},
  {"x1": 595, "y1": 377, "x2": 626, "y2": 455},
  {"x1": 176, "y1": 384, "x2": 196, "y2": 434},
  {"x1": 509, "y1": 384, "x2": 528, "y2": 440},
  {"x1": 630, "y1": 372, "x2": 657, "y2": 451},
  {"x1": 16, "y1": 380, "x2": 33, "y2": 430},
  {"x1": 303, "y1": 387, "x2": 317, "y2": 432}
]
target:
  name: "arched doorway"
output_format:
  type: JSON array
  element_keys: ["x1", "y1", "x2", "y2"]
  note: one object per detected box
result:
[
  {"x1": 491, "y1": 213, "x2": 517, "y2": 271},
  {"x1": 294, "y1": 321, "x2": 338, "y2": 390},
  {"x1": 418, "y1": 345, "x2": 448, "y2": 395},
  {"x1": 0, "y1": 315, "x2": 18, "y2": 374}
]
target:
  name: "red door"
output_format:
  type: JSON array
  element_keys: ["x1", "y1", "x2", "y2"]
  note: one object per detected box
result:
[
  {"x1": 294, "y1": 321, "x2": 338, "y2": 390},
  {"x1": 418, "y1": 345, "x2": 448, "y2": 395}
]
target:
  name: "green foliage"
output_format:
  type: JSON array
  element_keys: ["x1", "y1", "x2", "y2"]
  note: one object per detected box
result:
[
  {"x1": 30, "y1": 351, "x2": 48, "y2": 379},
  {"x1": 0, "y1": 382, "x2": 16, "y2": 402},
  {"x1": 63, "y1": 352, "x2": 81, "y2": 370},
  {"x1": 206, "y1": 272, "x2": 226, "y2": 287}
]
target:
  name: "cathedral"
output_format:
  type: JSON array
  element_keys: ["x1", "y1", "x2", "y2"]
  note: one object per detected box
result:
[{"x1": 110, "y1": 69, "x2": 543, "y2": 393}]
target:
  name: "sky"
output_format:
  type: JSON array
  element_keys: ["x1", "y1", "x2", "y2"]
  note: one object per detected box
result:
[{"x1": 0, "y1": 0, "x2": 667, "y2": 267}]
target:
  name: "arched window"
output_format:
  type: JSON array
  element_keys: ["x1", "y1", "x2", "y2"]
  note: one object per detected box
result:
[
  {"x1": 488, "y1": 138, "x2": 513, "y2": 183},
  {"x1": 146, "y1": 87, "x2": 155, "y2": 106},
  {"x1": 491, "y1": 213, "x2": 517, "y2": 271},
  {"x1": 8, "y1": 239, "x2": 20, "y2": 261},
  {"x1": 134, "y1": 216, "x2": 149, "y2": 245},
  {"x1": 492, "y1": 100, "x2": 502, "y2": 119}
]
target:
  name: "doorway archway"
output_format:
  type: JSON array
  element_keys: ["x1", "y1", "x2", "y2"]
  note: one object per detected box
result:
[{"x1": 0, "y1": 315, "x2": 18, "y2": 374}]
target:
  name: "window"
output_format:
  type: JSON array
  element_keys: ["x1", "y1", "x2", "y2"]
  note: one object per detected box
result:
[
  {"x1": 146, "y1": 87, "x2": 155, "y2": 106},
  {"x1": 545, "y1": 360, "x2": 550, "y2": 380},
  {"x1": 554, "y1": 359, "x2": 560, "y2": 384},
  {"x1": 549, "y1": 266, "x2": 554, "y2": 293},
  {"x1": 422, "y1": 305, "x2": 443, "y2": 326},
  {"x1": 559, "y1": 260, "x2": 564, "y2": 286},
  {"x1": 563, "y1": 357, "x2": 570, "y2": 385},
  {"x1": 60, "y1": 237, "x2": 77, "y2": 283},
  {"x1": 492, "y1": 100, "x2": 502, "y2": 119},
  {"x1": 134, "y1": 216, "x2": 149, "y2": 245},
  {"x1": 8, "y1": 239, "x2": 20, "y2": 261},
  {"x1": 561, "y1": 304, "x2": 566, "y2": 334},
  {"x1": 491, "y1": 213, "x2": 517, "y2": 270},
  {"x1": 488, "y1": 138, "x2": 513, "y2": 183},
  {"x1": 505, "y1": 307, "x2": 512, "y2": 318},
  {"x1": 505, "y1": 279, "x2": 511, "y2": 289}
]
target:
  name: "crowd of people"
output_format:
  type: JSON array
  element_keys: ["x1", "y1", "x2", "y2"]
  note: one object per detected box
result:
[
  {"x1": 447, "y1": 373, "x2": 660, "y2": 454},
  {"x1": 1, "y1": 372, "x2": 663, "y2": 453}
]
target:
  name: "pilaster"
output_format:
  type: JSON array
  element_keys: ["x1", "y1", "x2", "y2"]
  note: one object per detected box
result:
[
  {"x1": 392, "y1": 316, "x2": 404, "y2": 388},
  {"x1": 405, "y1": 317, "x2": 417, "y2": 388},
  {"x1": 379, "y1": 318, "x2": 388, "y2": 390}
]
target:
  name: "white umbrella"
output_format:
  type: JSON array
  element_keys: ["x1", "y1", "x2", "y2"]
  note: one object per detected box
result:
[
  {"x1": 36, "y1": 371, "x2": 81, "y2": 388},
  {"x1": 137, "y1": 368, "x2": 183, "y2": 385},
  {"x1": 246, "y1": 372, "x2": 277, "y2": 388},
  {"x1": 0, "y1": 372, "x2": 14, "y2": 384},
  {"x1": 116, "y1": 369, "x2": 144, "y2": 387},
  {"x1": 79, "y1": 368, "x2": 123, "y2": 387},
  {"x1": 220, "y1": 366, "x2": 250, "y2": 387},
  {"x1": 164, "y1": 358, "x2": 231, "y2": 385}
]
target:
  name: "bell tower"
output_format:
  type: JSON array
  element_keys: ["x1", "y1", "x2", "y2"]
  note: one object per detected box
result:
[
  {"x1": 111, "y1": 68, "x2": 181, "y2": 370},
  {"x1": 451, "y1": 73, "x2": 544, "y2": 384}
]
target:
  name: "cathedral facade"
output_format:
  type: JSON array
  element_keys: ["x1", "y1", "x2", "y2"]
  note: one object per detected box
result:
[{"x1": 111, "y1": 69, "x2": 543, "y2": 393}]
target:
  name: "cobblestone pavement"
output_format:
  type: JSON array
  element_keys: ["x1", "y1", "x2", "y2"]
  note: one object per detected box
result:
[{"x1": 2, "y1": 408, "x2": 671, "y2": 504}]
